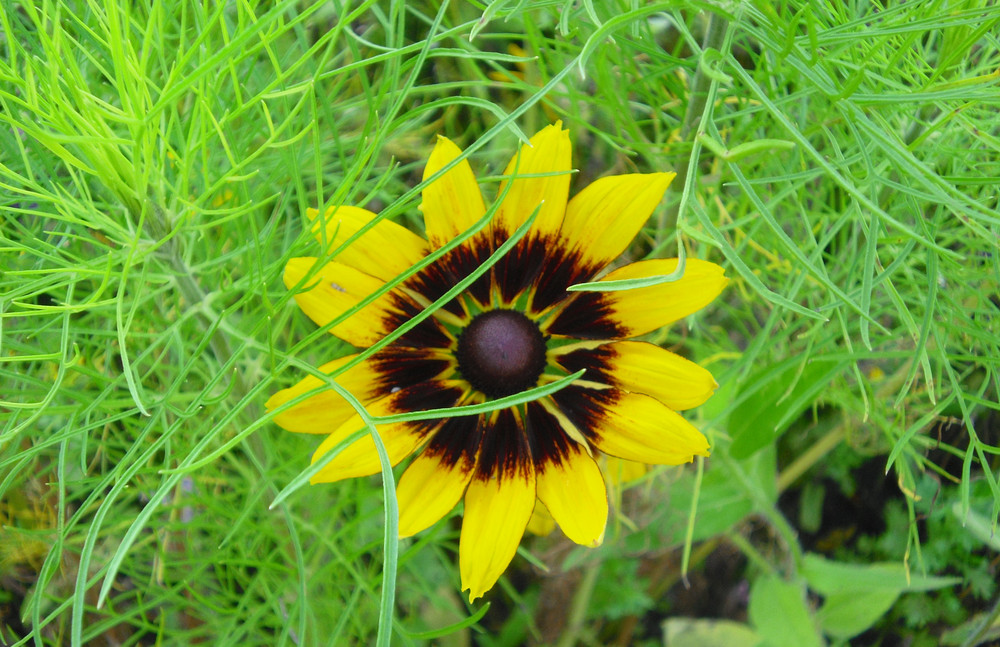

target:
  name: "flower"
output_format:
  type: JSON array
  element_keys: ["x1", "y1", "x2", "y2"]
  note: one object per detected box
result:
[{"x1": 266, "y1": 122, "x2": 727, "y2": 602}]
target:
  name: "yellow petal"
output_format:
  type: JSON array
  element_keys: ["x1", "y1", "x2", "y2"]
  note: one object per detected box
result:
[
  {"x1": 548, "y1": 258, "x2": 727, "y2": 339},
  {"x1": 283, "y1": 257, "x2": 400, "y2": 347},
  {"x1": 309, "y1": 421, "x2": 422, "y2": 484},
  {"x1": 601, "y1": 456, "x2": 648, "y2": 486},
  {"x1": 307, "y1": 206, "x2": 428, "y2": 281},
  {"x1": 600, "y1": 258, "x2": 727, "y2": 334},
  {"x1": 559, "y1": 172, "x2": 675, "y2": 269},
  {"x1": 265, "y1": 354, "x2": 382, "y2": 434},
  {"x1": 420, "y1": 136, "x2": 486, "y2": 249},
  {"x1": 556, "y1": 340, "x2": 718, "y2": 411},
  {"x1": 536, "y1": 444, "x2": 608, "y2": 547},
  {"x1": 309, "y1": 407, "x2": 429, "y2": 485},
  {"x1": 396, "y1": 450, "x2": 474, "y2": 538},
  {"x1": 460, "y1": 468, "x2": 535, "y2": 602},
  {"x1": 525, "y1": 500, "x2": 556, "y2": 536},
  {"x1": 552, "y1": 387, "x2": 710, "y2": 465},
  {"x1": 495, "y1": 122, "x2": 572, "y2": 238},
  {"x1": 309, "y1": 383, "x2": 464, "y2": 483}
]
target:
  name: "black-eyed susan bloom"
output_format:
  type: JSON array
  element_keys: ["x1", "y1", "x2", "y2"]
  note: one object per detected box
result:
[{"x1": 267, "y1": 123, "x2": 727, "y2": 601}]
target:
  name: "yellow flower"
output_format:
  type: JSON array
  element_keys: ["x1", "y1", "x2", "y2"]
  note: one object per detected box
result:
[{"x1": 267, "y1": 123, "x2": 727, "y2": 602}]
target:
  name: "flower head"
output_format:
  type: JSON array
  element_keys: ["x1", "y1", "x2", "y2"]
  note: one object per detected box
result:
[{"x1": 267, "y1": 123, "x2": 727, "y2": 602}]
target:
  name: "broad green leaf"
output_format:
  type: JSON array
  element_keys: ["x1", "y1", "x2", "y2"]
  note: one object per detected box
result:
[
  {"x1": 661, "y1": 617, "x2": 761, "y2": 647},
  {"x1": 729, "y1": 359, "x2": 843, "y2": 459},
  {"x1": 748, "y1": 575, "x2": 823, "y2": 647},
  {"x1": 802, "y1": 553, "x2": 961, "y2": 595},
  {"x1": 816, "y1": 589, "x2": 899, "y2": 640}
]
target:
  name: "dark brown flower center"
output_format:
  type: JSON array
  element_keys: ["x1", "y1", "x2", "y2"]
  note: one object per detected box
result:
[{"x1": 455, "y1": 309, "x2": 547, "y2": 398}]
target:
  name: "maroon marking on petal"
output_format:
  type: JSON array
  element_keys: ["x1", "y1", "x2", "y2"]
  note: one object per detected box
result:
[
  {"x1": 548, "y1": 385, "x2": 620, "y2": 444},
  {"x1": 367, "y1": 347, "x2": 452, "y2": 397},
  {"x1": 404, "y1": 232, "x2": 495, "y2": 315},
  {"x1": 533, "y1": 249, "x2": 602, "y2": 313},
  {"x1": 523, "y1": 401, "x2": 576, "y2": 475},
  {"x1": 491, "y1": 232, "x2": 545, "y2": 304},
  {"x1": 377, "y1": 382, "x2": 466, "y2": 445},
  {"x1": 490, "y1": 233, "x2": 602, "y2": 312},
  {"x1": 384, "y1": 296, "x2": 453, "y2": 348},
  {"x1": 545, "y1": 292, "x2": 627, "y2": 339},
  {"x1": 422, "y1": 413, "x2": 484, "y2": 471},
  {"x1": 554, "y1": 345, "x2": 615, "y2": 385},
  {"x1": 392, "y1": 381, "x2": 466, "y2": 421},
  {"x1": 489, "y1": 231, "x2": 607, "y2": 315},
  {"x1": 423, "y1": 404, "x2": 574, "y2": 483},
  {"x1": 473, "y1": 407, "x2": 532, "y2": 482}
]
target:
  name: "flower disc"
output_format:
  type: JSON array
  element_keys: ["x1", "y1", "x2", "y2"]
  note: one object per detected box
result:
[{"x1": 456, "y1": 309, "x2": 547, "y2": 398}]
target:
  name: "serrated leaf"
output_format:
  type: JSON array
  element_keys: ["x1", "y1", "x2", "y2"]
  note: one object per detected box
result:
[{"x1": 589, "y1": 560, "x2": 654, "y2": 620}]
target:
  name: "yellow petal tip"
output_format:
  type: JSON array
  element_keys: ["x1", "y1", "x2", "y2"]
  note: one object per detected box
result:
[{"x1": 263, "y1": 392, "x2": 281, "y2": 411}]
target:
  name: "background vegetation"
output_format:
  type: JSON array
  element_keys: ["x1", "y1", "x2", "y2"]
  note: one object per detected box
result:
[{"x1": 2, "y1": 1, "x2": 998, "y2": 645}]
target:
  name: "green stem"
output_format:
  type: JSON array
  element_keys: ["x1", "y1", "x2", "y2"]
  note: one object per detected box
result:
[
  {"x1": 556, "y1": 562, "x2": 602, "y2": 647},
  {"x1": 776, "y1": 425, "x2": 846, "y2": 494},
  {"x1": 680, "y1": 13, "x2": 729, "y2": 142},
  {"x1": 659, "y1": 11, "x2": 730, "y2": 238}
]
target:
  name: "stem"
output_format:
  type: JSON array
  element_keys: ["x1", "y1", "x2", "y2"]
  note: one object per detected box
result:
[
  {"x1": 556, "y1": 562, "x2": 601, "y2": 647},
  {"x1": 776, "y1": 425, "x2": 847, "y2": 493},
  {"x1": 681, "y1": 13, "x2": 729, "y2": 143},
  {"x1": 659, "y1": 11, "x2": 729, "y2": 238}
]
